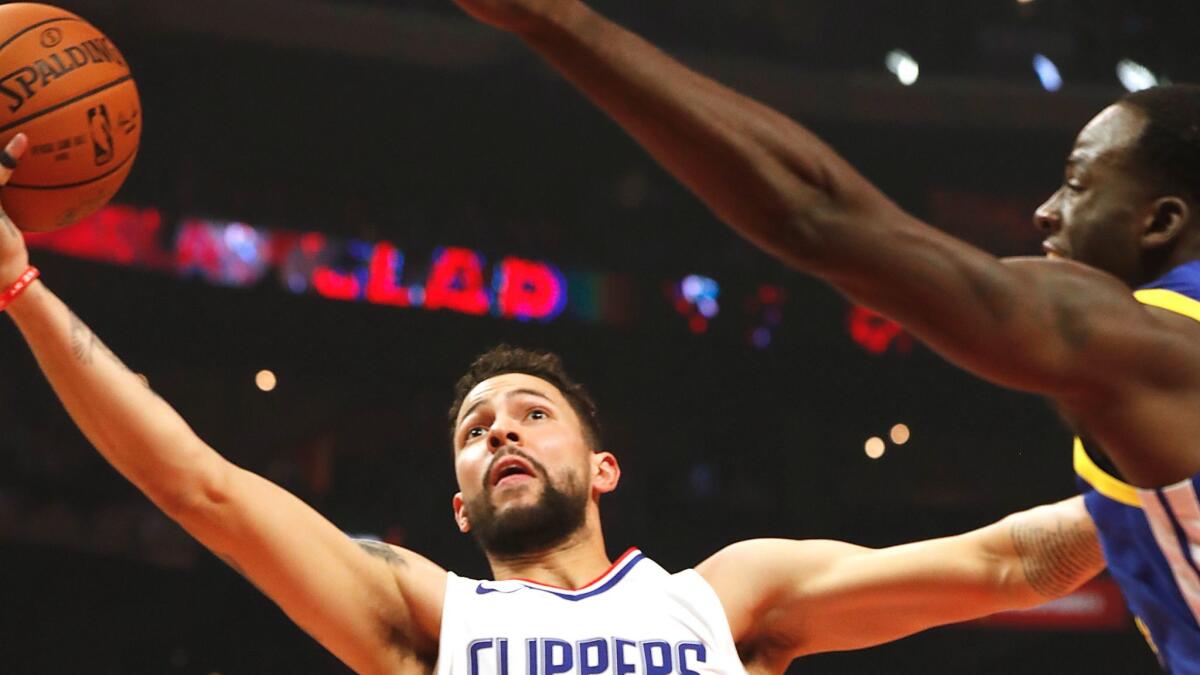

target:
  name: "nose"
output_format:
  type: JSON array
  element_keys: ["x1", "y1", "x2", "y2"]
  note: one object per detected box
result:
[
  {"x1": 487, "y1": 424, "x2": 520, "y2": 451},
  {"x1": 1034, "y1": 192, "x2": 1062, "y2": 233}
]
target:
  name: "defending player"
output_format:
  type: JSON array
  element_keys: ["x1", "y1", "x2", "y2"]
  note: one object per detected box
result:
[
  {"x1": 0, "y1": 131, "x2": 1105, "y2": 672},
  {"x1": 447, "y1": 0, "x2": 1200, "y2": 669}
]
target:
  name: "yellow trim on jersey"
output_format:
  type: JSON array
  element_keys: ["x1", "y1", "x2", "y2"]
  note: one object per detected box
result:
[
  {"x1": 1073, "y1": 288, "x2": 1200, "y2": 508},
  {"x1": 1074, "y1": 437, "x2": 1141, "y2": 508},
  {"x1": 1134, "y1": 616, "x2": 1161, "y2": 657},
  {"x1": 1134, "y1": 288, "x2": 1200, "y2": 322}
]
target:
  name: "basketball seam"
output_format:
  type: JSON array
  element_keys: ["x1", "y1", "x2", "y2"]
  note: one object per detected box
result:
[
  {"x1": 6, "y1": 147, "x2": 136, "y2": 190},
  {"x1": 0, "y1": 16, "x2": 81, "y2": 55},
  {"x1": 0, "y1": 74, "x2": 134, "y2": 136}
]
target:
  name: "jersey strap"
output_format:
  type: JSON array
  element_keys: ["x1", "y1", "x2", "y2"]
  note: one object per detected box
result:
[
  {"x1": 1074, "y1": 437, "x2": 1141, "y2": 507},
  {"x1": 1134, "y1": 288, "x2": 1200, "y2": 322}
]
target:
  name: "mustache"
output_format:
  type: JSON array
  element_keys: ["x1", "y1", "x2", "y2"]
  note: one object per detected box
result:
[{"x1": 482, "y1": 446, "x2": 548, "y2": 491}]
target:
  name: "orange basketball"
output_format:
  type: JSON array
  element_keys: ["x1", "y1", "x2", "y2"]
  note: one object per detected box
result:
[{"x1": 0, "y1": 3, "x2": 140, "y2": 232}]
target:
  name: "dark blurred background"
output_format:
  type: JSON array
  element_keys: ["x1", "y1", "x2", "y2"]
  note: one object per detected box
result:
[{"x1": 3, "y1": 0, "x2": 1195, "y2": 672}]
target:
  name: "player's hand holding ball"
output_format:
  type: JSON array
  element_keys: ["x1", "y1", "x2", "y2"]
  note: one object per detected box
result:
[
  {"x1": 0, "y1": 133, "x2": 32, "y2": 287},
  {"x1": 452, "y1": 0, "x2": 580, "y2": 34}
]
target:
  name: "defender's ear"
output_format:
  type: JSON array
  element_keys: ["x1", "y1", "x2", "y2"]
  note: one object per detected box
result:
[
  {"x1": 453, "y1": 492, "x2": 471, "y2": 533},
  {"x1": 591, "y1": 451, "x2": 621, "y2": 496},
  {"x1": 1142, "y1": 196, "x2": 1190, "y2": 249}
]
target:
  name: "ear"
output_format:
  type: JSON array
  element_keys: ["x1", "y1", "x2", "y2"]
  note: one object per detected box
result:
[
  {"x1": 1142, "y1": 196, "x2": 1190, "y2": 249},
  {"x1": 452, "y1": 492, "x2": 471, "y2": 533},
  {"x1": 591, "y1": 451, "x2": 621, "y2": 496}
]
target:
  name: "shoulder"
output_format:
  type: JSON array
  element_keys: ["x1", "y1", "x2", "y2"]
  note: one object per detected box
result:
[
  {"x1": 1003, "y1": 257, "x2": 1200, "y2": 393},
  {"x1": 353, "y1": 539, "x2": 450, "y2": 652}
]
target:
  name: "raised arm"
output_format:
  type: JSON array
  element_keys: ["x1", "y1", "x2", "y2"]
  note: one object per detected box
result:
[
  {"x1": 0, "y1": 137, "x2": 444, "y2": 674},
  {"x1": 453, "y1": 0, "x2": 1174, "y2": 398},
  {"x1": 698, "y1": 496, "x2": 1103, "y2": 667}
]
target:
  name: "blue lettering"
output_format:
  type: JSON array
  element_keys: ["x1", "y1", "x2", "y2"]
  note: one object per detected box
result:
[
  {"x1": 543, "y1": 638, "x2": 573, "y2": 675},
  {"x1": 526, "y1": 638, "x2": 538, "y2": 675},
  {"x1": 614, "y1": 638, "x2": 637, "y2": 675},
  {"x1": 677, "y1": 642, "x2": 706, "y2": 675},
  {"x1": 498, "y1": 638, "x2": 509, "y2": 675},
  {"x1": 642, "y1": 640, "x2": 672, "y2": 675},
  {"x1": 469, "y1": 639, "x2": 494, "y2": 675},
  {"x1": 578, "y1": 638, "x2": 609, "y2": 675}
]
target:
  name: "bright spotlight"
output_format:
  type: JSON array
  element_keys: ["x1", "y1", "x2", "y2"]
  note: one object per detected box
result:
[
  {"x1": 1117, "y1": 59, "x2": 1158, "y2": 93},
  {"x1": 885, "y1": 50, "x2": 919, "y2": 86},
  {"x1": 255, "y1": 369, "x2": 277, "y2": 392},
  {"x1": 1032, "y1": 54, "x2": 1062, "y2": 92},
  {"x1": 890, "y1": 424, "x2": 911, "y2": 445},
  {"x1": 865, "y1": 436, "x2": 886, "y2": 459}
]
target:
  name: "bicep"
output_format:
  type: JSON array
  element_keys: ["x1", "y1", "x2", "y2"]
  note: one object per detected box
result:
[
  {"x1": 170, "y1": 458, "x2": 445, "y2": 673},
  {"x1": 820, "y1": 219, "x2": 1163, "y2": 396},
  {"x1": 715, "y1": 499, "x2": 1104, "y2": 658},
  {"x1": 775, "y1": 536, "x2": 1015, "y2": 655}
]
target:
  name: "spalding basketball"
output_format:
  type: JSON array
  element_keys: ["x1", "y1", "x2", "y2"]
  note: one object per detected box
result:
[{"x1": 0, "y1": 3, "x2": 140, "y2": 232}]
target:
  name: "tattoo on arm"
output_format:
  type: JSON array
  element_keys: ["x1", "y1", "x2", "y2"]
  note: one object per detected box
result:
[
  {"x1": 1011, "y1": 518, "x2": 1104, "y2": 598},
  {"x1": 356, "y1": 540, "x2": 409, "y2": 569},
  {"x1": 67, "y1": 309, "x2": 138, "y2": 375}
]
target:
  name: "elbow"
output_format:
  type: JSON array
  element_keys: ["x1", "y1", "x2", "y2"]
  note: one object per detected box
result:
[{"x1": 148, "y1": 442, "x2": 238, "y2": 521}]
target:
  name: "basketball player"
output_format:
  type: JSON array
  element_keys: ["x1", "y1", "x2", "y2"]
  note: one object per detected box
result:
[
  {"x1": 448, "y1": 0, "x2": 1200, "y2": 669},
  {"x1": 0, "y1": 130, "x2": 1105, "y2": 672}
]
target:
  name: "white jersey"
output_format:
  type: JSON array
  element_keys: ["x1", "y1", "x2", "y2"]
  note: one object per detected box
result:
[{"x1": 435, "y1": 548, "x2": 747, "y2": 675}]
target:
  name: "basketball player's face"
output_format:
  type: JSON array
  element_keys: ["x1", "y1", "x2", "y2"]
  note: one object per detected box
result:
[
  {"x1": 451, "y1": 373, "x2": 597, "y2": 556},
  {"x1": 1035, "y1": 104, "x2": 1159, "y2": 284}
]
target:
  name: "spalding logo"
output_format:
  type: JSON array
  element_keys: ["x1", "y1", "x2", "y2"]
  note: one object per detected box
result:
[
  {"x1": 0, "y1": 37, "x2": 127, "y2": 113},
  {"x1": 39, "y1": 27, "x2": 63, "y2": 49}
]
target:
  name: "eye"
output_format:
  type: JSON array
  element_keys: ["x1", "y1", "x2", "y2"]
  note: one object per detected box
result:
[
  {"x1": 466, "y1": 426, "x2": 486, "y2": 439},
  {"x1": 528, "y1": 409, "x2": 548, "y2": 421},
  {"x1": 1065, "y1": 180, "x2": 1085, "y2": 192}
]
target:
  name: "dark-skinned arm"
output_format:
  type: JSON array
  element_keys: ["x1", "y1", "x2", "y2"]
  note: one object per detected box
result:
[{"x1": 454, "y1": 0, "x2": 1163, "y2": 398}]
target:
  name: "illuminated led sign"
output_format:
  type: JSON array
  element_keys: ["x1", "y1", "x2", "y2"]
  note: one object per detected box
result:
[{"x1": 20, "y1": 205, "x2": 931, "y2": 354}]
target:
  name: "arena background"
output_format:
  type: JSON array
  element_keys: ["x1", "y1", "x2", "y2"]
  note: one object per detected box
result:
[{"x1": 2, "y1": 1, "x2": 1195, "y2": 672}]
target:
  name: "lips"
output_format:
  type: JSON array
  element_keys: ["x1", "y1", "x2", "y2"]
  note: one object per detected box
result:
[
  {"x1": 1042, "y1": 240, "x2": 1068, "y2": 259},
  {"x1": 488, "y1": 454, "x2": 536, "y2": 488}
]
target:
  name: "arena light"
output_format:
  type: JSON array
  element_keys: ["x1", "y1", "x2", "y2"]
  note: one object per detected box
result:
[
  {"x1": 864, "y1": 436, "x2": 886, "y2": 459},
  {"x1": 255, "y1": 369, "x2": 277, "y2": 392},
  {"x1": 890, "y1": 423, "x2": 911, "y2": 445},
  {"x1": 885, "y1": 50, "x2": 919, "y2": 86},
  {"x1": 1032, "y1": 54, "x2": 1062, "y2": 92},
  {"x1": 1116, "y1": 59, "x2": 1158, "y2": 92}
]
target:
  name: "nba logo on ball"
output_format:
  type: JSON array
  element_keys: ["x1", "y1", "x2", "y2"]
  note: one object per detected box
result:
[
  {"x1": 0, "y1": 3, "x2": 141, "y2": 232},
  {"x1": 88, "y1": 104, "x2": 112, "y2": 165}
]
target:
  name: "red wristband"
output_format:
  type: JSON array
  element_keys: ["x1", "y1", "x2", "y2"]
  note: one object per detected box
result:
[{"x1": 0, "y1": 266, "x2": 39, "y2": 312}]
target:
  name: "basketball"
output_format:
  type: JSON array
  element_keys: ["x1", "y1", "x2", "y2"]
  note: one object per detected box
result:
[{"x1": 0, "y1": 3, "x2": 139, "y2": 232}]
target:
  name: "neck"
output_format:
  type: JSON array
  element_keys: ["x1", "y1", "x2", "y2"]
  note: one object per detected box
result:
[
  {"x1": 1145, "y1": 234, "x2": 1200, "y2": 285},
  {"x1": 486, "y1": 519, "x2": 612, "y2": 588}
]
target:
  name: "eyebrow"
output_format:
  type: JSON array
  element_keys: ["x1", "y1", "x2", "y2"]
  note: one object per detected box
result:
[{"x1": 457, "y1": 388, "x2": 557, "y2": 428}]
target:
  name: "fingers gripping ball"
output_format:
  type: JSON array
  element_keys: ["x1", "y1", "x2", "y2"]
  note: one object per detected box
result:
[{"x1": 0, "y1": 3, "x2": 140, "y2": 232}]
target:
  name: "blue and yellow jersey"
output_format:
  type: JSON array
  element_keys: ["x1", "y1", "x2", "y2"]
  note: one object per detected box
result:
[{"x1": 1076, "y1": 260, "x2": 1200, "y2": 674}]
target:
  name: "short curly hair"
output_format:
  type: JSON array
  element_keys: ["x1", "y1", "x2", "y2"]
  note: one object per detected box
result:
[
  {"x1": 448, "y1": 345, "x2": 602, "y2": 450},
  {"x1": 1120, "y1": 84, "x2": 1200, "y2": 201}
]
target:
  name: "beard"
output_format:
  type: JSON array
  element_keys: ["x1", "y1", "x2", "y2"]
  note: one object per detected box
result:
[{"x1": 465, "y1": 450, "x2": 589, "y2": 558}]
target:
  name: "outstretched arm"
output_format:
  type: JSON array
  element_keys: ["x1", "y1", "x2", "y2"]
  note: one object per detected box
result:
[
  {"x1": 454, "y1": 0, "x2": 1169, "y2": 398},
  {"x1": 699, "y1": 496, "x2": 1104, "y2": 664},
  {"x1": 0, "y1": 137, "x2": 444, "y2": 673}
]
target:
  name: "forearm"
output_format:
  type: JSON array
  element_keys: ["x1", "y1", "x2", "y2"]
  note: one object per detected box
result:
[
  {"x1": 5, "y1": 281, "x2": 227, "y2": 511},
  {"x1": 509, "y1": 6, "x2": 1110, "y2": 393},
  {"x1": 516, "y1": 4, "x2": 894, "y2": 265}
]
